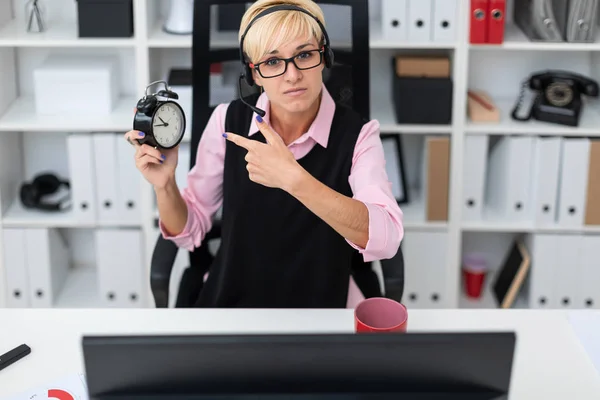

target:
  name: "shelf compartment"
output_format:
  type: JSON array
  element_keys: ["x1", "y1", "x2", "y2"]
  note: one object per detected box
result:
[
  {"x1": 371, "y1": 49, "x2": 454, "y2": 134},
  {"x1": 0, "y1": 95, "x2": 136, "y2": 132},
  {"x1": 466, "y1": 98, "x2": 600, "y2": 136},
  {"x1": 458, "y1": 231, "x2": 530, "y2": 309}
]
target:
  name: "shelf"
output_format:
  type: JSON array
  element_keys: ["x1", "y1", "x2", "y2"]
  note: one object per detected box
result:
[
  {"x1": 465, "y1": 98, "x2": 600, "y2": 136},
  {"x1": 459, "y1": 284, "x2": 529, "y2": 309},
  {"x1": 461, "y1": 208, "x2": 600, "y2": 234},
  {"x1": 148, "y1": 26, "x2": 255, "y2": 49},
  {"x1": 0, "y1": 96, "x2": 137, "y2": 132},
  {"x1": 148, "y1": 20, "x2": 455, "y2": 50},
  {"x1": 470, "y1": 24, "x2": 600, "y2": 52},
  {"x1": 1, "y1": 197, "x2": 141, "y2": 229},
  {"x1": 0, "y1": 19, "x2": 136, "y2": 48}
]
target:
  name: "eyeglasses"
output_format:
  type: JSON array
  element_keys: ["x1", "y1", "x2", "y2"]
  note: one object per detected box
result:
[{"x1": 250, "y1": 49, "x2": 324, "y2": 79}]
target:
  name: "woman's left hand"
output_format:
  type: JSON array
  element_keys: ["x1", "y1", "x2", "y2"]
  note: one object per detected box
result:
[{"x1": 224, "y1": 116, "x2": 305, "y2": 192}]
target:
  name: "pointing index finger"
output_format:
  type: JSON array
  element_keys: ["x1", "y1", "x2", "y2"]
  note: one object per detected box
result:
[
  {"x1": 224, "y1": 132, "x2": 255, "y2": 151},
  {"x1": 255, "y1": 115, "x2": 281, "y2": 145}
]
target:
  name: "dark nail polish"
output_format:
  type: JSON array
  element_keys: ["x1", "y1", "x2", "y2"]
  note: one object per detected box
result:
[
  {"x1": 256, "y1": 115, "x2": 263, "y2": 123},
  {"x1": 161, "y1": 154, "x2": 166, "y2": 160},
  {"x1": 222, "y1": 133, "x2": 228, "y2": 138},
  {"x1": 159, "y1": 159, "x2": 163, "y2": 164},
  {"x1": 138, "y1": 131, "x2": 145, "y2": 137}
]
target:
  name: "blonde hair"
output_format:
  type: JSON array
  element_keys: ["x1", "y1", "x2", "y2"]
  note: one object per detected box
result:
[{"x1": 239, "y1": 0, "x2": 326, "y2": 64}]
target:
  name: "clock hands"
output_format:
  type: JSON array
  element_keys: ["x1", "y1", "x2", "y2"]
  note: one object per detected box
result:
[{"x1": 154, "y1": 116, "x2": 169, "y2": 128}]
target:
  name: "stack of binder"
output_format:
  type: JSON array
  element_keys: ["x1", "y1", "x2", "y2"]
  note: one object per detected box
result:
[
  {"x1": 67, "y1": 132, "x2": 143, "y2": 226},
  {"x1": 380, "y1": 0, "x2": 458, "y2": 44},
  {"x1": 514, "y1": 0, "x2": 599, "y2": 42},
  {"x1": 463, "y1": 135, "x2": 600, "y2": 228},
  {"x1": 527, "y1": 233, "x2": 600, "y2": 309}
]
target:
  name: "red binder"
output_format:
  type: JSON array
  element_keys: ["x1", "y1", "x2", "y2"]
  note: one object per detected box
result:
[
  {"x1": 487, "y1": 0, "x2": 506, "y2": 44},
  {"x1": 470, "y1": 0, "x2": 488, "y2": 44}
]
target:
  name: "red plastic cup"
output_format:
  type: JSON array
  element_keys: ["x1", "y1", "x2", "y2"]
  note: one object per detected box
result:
[
  {"x1": 462, "y1": 254, "x2": 488, "y2": 299},
  {"x1": 354, "y1": 297, "x2": 408, "y2": 333}
]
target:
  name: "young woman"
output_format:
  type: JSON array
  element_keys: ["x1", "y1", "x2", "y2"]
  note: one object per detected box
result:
[{"x1": 124, "y1": 0, "x2": 404, "y2": 308}]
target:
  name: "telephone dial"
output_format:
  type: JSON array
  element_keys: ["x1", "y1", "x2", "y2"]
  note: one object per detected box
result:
[{"x1": 511, "y1": 70, "x2": 599, "y2": 127}]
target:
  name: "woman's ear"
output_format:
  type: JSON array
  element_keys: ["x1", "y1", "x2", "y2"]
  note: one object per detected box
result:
[{"x1": 252, "y1": 69, "x2": 262, "y2": 87}]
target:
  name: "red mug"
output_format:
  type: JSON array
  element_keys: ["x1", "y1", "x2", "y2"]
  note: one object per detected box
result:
[{"x1": 354, "y1": 297, "x2": 408, "y2": 333}]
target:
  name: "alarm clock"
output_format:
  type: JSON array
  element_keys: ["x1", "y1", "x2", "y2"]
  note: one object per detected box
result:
[{"x1": 133, "y1": 80, "x2": 186, "y2": 149}]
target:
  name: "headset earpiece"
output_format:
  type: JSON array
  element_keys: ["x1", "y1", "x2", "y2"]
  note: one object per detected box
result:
[
  {"x1": 243, "y1": 62, "x2": 254, "y2": 87},
  {"x1": 324, "y1": 46, "x2": 334, "y2": 68}
]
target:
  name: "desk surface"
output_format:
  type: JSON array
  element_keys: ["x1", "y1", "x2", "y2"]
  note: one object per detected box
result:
[{"x1": 0, "y1": 308, "x2": 599, "y2": 399}]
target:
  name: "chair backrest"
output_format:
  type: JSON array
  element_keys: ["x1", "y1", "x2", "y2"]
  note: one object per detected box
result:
[{"x1": 185, "y1": 0, "x2": 403, "y2": 302}]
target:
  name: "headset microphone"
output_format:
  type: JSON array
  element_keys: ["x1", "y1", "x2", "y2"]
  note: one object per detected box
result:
[{"x1": 237, "y1": 75, "x2": 267, "y2": 118}]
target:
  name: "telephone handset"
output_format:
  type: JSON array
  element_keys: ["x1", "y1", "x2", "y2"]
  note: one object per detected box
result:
[{"x1": 511, "y1": 70, "x2": 599, "y2": 127}]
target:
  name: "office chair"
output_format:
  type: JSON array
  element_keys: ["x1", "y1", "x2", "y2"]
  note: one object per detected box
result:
[{"x1": 150, "y1": 0, "x2": 404, "y2": 308}]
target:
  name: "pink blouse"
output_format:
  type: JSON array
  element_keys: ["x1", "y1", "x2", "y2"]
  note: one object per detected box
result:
[{"x1": 160, "y1": 84, "x2": 404, "y2": 263}]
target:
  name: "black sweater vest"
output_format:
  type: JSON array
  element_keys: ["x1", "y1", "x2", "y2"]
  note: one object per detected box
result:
[{"x1": 194, "y1": 94, "x2": 365, "y2": 308}]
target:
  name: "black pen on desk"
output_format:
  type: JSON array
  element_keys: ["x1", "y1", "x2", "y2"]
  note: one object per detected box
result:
[{"x1": 0, "y1": 344, "x2": 31, "y2": 372}]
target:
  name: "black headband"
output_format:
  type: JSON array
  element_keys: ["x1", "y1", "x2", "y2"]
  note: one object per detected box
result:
[{"x1": 238, "y1": 4, "x2": 331, "y2": 64}]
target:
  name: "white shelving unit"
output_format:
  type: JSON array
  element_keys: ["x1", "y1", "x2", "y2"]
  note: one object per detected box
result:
[{"x1": 0, "y1": 0, "x2": 599, "y2": 310}]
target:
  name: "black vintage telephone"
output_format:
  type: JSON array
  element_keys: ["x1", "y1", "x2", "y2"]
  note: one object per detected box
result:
[{"x1": 511, "y1": 70, "x2": 599, "y2": 127}]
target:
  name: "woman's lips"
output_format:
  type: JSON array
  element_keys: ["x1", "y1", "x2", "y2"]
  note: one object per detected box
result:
[{"x1": 284, "y1": 88, "x2": 307, "y2": 97}]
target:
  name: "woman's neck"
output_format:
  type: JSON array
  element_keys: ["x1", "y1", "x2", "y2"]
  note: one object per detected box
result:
[{"x1": 269, "y1": 93, "x2": 322, "y2": 146}]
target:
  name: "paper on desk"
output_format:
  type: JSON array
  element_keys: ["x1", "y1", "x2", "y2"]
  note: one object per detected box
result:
[
  {"x1": 568, "y1": 311, "x2": 600, "y2": 375},
  {"x1": 3, "y1": 373, "x2": 88, "y2": 400}
]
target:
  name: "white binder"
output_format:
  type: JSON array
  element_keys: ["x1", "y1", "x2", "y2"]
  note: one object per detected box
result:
[
  {"x1": 116, "y1": 135, "x2": 142, "y2": 225},
  {"x1": 422, "y1": 231, "x2": 448, "y2": 308},
  {"x1": 25, "y1": 228, "x2": 70, "y2": 308},
  {"x1": 93, "y1": 133, "x2": 120, "y2": 224},
  {"x1": 485, "y1": 136, "x2": 535, "y2": 222},
  {"x1": 381, "y1": 0, "x2": 408, "y2": 42},
  {"x1": 432, "y1": 0, "x2": 457, "y2": 42},
  {"x1": 462, "y1": 135, "x2": 489, "y2": 221},
  {"x1": 557, "y1": 138, "x2": 591, "y2": 227},
  {"x1": 66, "y1": 133, "x2": 97, "y2": 223},
  {"x1": 400, "y1": 231, "x2": 430, "y2": 309},
  {"x1": 554, "y1": 234, "x2": 582, "y2": 309},
  {"x1": 401, "y1": 231, "x2": 447, "y2": 308},
  {"x1": 2, "y1": 228, "x2": 30, "y2": 307},
  {"x1": 95, "y1": 228, "x2": 145, "y2": 307},
  {"x1": 580, "y1": 235, "x2": 600, "y2": 309},
  {"x1": 526, "y1": 233, "x2": 558, "y2": 309},
  {"x1": 531, "y1": 137, "x2": 562, "y2": 226},
  {"x1": 407, "y1": 0, "x2": 432, "y2": 42}
]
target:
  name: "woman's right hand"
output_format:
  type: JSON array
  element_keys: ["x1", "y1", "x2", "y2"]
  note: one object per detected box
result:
[{"x1": 123, "y1": 130, "x2": 180, "y2": 190}]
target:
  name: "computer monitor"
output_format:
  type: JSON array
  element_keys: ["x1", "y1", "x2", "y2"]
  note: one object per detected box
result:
[{"x1": 81, "y1": 331, "x2": 516, "y2": 400}]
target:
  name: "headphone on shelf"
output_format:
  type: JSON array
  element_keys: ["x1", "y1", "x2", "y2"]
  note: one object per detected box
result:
[
  {"x1": 238, "y1": 3, "x2": 335, "y2": 117},
  {"x1": 19, "y1": 173, "x2": 71, "y2": 212}
]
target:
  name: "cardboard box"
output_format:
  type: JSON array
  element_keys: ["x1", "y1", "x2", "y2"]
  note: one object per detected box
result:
[{"x1": 395, "y1": 56, "x2": 451, "y2": 78}]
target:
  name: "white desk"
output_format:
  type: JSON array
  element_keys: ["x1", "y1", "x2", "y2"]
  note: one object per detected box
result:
[{"x1": 0, "y1": 308, "x2": 599, "y2": 399}]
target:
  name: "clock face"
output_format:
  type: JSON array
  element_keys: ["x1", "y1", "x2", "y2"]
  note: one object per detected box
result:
[{"x1": 152, "y1": 102, "x2": 185, "y2": 148}]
